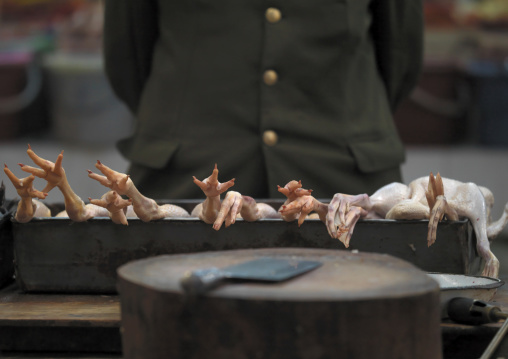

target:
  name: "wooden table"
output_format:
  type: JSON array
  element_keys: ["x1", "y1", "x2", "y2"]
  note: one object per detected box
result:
[
  {"x1": 1, "y1": 284, "x2": 508, "y2": 358},
  {"x1": 0, "y1": 284, "x2": 122, "y2": 357}
]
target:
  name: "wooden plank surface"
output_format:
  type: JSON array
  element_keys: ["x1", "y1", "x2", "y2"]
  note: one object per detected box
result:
[
  {"x1": 0, "y1": 284, "x2": 121, "y2": 353},
  {"x1": 1, "y1": 271, "x2": 507, "y2": 357},
  {"x1": 0, "y1": 284, "x2": 120, "y2": 327},
  {"x1": 1, "y1": 354, "x2": 122, "y2": 359}
]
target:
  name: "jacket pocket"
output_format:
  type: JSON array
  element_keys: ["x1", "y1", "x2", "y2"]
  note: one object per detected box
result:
[
  {"x1": 348, "y1": 134, "x2": 405, "y2": 173},
  {"x1": 117, "y1": 136, "x2": 180, "y2": 169}
]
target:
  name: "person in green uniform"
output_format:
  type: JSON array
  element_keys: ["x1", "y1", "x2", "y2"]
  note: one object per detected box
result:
[{"x1": 103, "y1": 0, "x2": 424, "y2": 200}]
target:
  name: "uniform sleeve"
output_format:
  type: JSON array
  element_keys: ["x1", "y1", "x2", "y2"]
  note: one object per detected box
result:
[
  {"x1": 370, "y1": 0, "x2": 424, "y2": 111},
  {"x1": 103, "y1": 0, "x2": 159, "y2": 114}
]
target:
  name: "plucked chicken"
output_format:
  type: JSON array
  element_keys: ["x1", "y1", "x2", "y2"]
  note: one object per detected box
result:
[{"x1": 280, "y1": 173, "x2": 507, "y2": 278}]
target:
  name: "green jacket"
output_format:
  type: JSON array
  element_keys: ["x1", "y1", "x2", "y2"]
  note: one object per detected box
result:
[{"x1": 103, "y1": 0, "x2": 423, "y2": 199}]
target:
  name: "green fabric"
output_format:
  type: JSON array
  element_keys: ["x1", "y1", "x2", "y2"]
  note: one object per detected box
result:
[{"x1": 104, "y1": 0, "x2": 423, "y2": 199}]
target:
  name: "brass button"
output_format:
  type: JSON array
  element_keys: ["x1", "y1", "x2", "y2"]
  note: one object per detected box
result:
[
  {"x1": 263, "y1": 70, "x2": 278, "y2": 86},
  {"x1": 265, "y1": 8, "x2": 281, "y2": 23},
  {"x1": 263, "y1": 130, "x2": 278, "y2": 146}
]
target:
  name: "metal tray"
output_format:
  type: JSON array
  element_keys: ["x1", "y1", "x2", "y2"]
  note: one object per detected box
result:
[
  {"x1": 428, "y1": 273, "x2": 504, "y2": 318},
  {"x1": 11, "y1": 200, "x2": 480, "y2": 293}
]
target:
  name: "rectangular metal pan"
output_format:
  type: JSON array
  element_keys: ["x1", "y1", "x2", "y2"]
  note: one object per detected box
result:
[{"x1": 11, "y1": 199, "x2": 479, "y2": 293}]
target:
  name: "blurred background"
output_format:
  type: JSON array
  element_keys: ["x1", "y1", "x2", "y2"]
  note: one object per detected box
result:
[{"x1": 0, "y1": 0, "x2": 507, "y2": 233}]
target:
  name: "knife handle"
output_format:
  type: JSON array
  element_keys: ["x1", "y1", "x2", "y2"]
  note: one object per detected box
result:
[
  {"x1": 447, "y1": 297, "x2": 506, "y2": 325},
  {"x1": 180, "y1": 268, "x2": 226, "y2": 295}
]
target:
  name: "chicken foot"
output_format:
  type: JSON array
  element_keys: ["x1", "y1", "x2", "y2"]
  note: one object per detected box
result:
[
  {"x1": 89, "y1": 191, "x2": 132, "y2": 225},
  {"x1": 3, "y1": 164, "x2": 50, "y2": 222},
  {"x1": 324, "y1": 194, "x2": 372, "y2": 247},
  {"x1": 191, "y1": 164, "x2": 236, "y2": 224},
  {"x1": 192, "y1": 164, "x2": 278, "y2": 230},
  {"x1": 212, "y1": 192, "x2": 279, "y2": 230},
  {"x1": 278, "y1": 180, "x2": 328, "y2": 227},
  {"x1": 88, "y1": 161, "x2": 189, "y2": 221},
  {"x1": 426, "y1": 172, "x2": 459, "y2": 247},
  {"x1": 16, "y1": 145, "x2": 102, "y2": 222}
]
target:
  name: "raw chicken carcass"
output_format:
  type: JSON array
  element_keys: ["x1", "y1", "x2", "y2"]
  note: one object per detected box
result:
[{"x1": 281, "y1": 173, "x2": 507, "y2": 278}]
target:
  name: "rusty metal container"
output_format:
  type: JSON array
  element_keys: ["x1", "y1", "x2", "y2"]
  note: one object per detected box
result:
[
  {"x1": 11, "y1": 200, "x2": 480, "y2": 293},
  {"x1": 118, "y1": 248, "x2": 443, "y2": 359}
]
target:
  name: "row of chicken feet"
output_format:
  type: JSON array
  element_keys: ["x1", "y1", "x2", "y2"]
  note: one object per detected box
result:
[
  {"x1": 3, "y1": 145, "x2": 131, "y2": 224},
  {"x1": 4, "y1": 146, "x2": 315, "y2": 228},
  {"x1": 91, "y1": 162, "x2": 313, "y2": 229}
]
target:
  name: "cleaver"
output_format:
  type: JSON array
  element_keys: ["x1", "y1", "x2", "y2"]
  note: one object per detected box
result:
[{"x1": 180, "y1": 257, "x2": 322, "y2": 295}]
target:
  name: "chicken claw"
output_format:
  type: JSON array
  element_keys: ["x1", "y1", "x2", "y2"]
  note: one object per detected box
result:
[
  {"x1": 89, "y1": 162, "x2": 189, "y2": 221},
  {"x1": 326, "y1": 193, "x2": 370, "y2": 247},
  {"x1": 4, "y1": 164, "x2": 47, "y2": 201},
  {"x1": 20, "y1": 145, "x2": 95, "y2": 222},
  {"x1": 192, "y1": 163, "x2": 235, "y2": 197},
  {"x1": 279, "y1": 195, "x2": 317, "y2": 226},
  {"x1": 89, "y1": 161, "x2": 132, "y2": 195},
  {"x1": 213, "y1": 191, "x2": 243, "y2": 230},
  {"x1": 277, "y1": 180, "x2": 312, "y2": 202},
  {"x1": 277, "y1": 180, "x2": 328, "y2": 228},
  {"x1": 192, "y1": 164, "x2": 235, "y2": 224},
  {"x1": 426, "y1": 172, "x2": 459, "y2": 247},
  {"x1": 3, "y1": 164, "x2": 50, "y2": 222},
  {"x1": 211, "y1": 193, "x2": 278, "y2": 230},
  {"x1": 89, "y1": 191, "x2": 132, "y2": 225}
]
